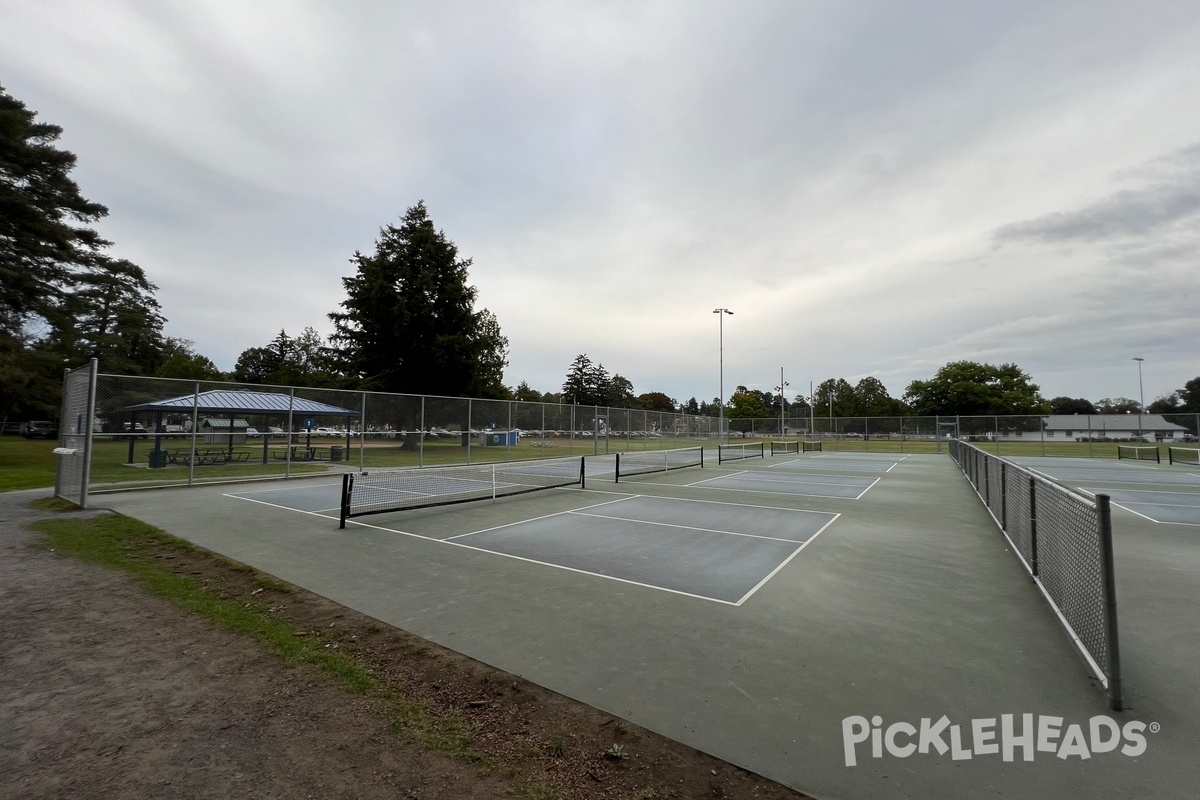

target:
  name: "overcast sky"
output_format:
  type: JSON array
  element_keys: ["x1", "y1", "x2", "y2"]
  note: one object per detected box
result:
[{"x1": 4, "y1": 0, "x2": 1198, "y2": 407}]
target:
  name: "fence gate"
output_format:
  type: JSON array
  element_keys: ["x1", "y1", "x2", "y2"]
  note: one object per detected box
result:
[{"x1": 55, "y1": 359, "x2": 98, "y2": 508}]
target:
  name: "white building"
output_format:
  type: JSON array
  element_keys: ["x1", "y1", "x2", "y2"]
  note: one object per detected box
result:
[{"x1": 996, "y1": 414, "x2": 1188, "y2": 442}]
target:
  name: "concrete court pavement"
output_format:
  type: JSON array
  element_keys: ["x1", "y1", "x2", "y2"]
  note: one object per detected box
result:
[{"x1": 91, "y1": 452, "x2": 1197, "y2": 799}]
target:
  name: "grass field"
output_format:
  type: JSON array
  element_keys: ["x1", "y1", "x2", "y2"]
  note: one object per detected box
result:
[{"x1": 0, "y1": 436, "x2": 59, "y2": 491}]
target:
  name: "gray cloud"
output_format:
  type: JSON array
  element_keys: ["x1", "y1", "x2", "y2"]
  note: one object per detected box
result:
[
  {"x1": 3, "y1": 1, "x2": 1200, "y2": 404},
  {"x1": 995, "y1": 143, "x2": 1200, "y2": 244}
]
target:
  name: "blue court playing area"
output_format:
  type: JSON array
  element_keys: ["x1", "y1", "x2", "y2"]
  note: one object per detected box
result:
[
  {"x1": 1006, "y1": 455, "x2": 1200, "y2": 526},
  {"x1": 226, "y1": 484, "x2": 837, "y2": 605}
]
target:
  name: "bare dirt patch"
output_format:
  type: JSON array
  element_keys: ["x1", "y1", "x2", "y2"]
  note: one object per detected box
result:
[{"x1": 1, "y1": 492, "x2": 813, "y2": 800}]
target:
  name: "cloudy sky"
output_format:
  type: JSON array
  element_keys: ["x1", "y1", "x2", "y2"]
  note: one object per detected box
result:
[{"x1": 4, "y1": 0, "x2": 1198, "y2": 406}]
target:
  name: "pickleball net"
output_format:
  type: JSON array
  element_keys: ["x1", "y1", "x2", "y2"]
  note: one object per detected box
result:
[
  {"x1": 615, "y1": 446, "x2": 704, "y2": 482},
  {"x1": 339, "y1": 456, "x2": 585, "y2": 527},
  {"x1": 718, "y1": 441, "x2": 764, "y2": 463},
  {"x1": 770, "y1": 440, "x2": 823, "y2": 455},
  {"x1": 1117, "y1": 444, "x2": 1160, "y2": 463},
  {"x1": 1168, "y1": 446, "x2": 1200, "y2": 466}
]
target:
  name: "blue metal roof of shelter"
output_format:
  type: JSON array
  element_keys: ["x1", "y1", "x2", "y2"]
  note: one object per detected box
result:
[{"x1": 125, "y1": 390, "x2": 360, "y2": 417}]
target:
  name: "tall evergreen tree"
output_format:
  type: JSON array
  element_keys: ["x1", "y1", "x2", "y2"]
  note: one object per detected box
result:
[
  {"x1": 329, "y1": 201, "x2": 508, "y2": 398},
  {"x1": 0, "y1": 83, "x2": 110, "y2": 335},
  {"x1": 1, "y1": 84, "x2": 166, "y2": 415},
  {"x1": 562, "y1": 354, "x2": 613, "y2": 406},
  {"x1": 56, "y1": 256, "x2": 165, "y2": 374}
]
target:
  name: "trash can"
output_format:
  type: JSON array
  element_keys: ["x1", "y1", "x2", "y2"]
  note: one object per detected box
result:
[
  {"x1": 148, "y1": 449, "x2": 167, "y2": 469},
  {"x1": 329, "y1": 445, "x2": 343, "y2": 462}
]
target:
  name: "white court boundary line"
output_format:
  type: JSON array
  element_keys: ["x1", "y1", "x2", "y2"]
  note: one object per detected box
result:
[
  {"x1": 1077, "y1": 487, "x2": 1200, "y2": 527},
  {"x1": 221, "y1": 489, "x2": 839, "y2": 607},
  {"x1": 686, "y1": 471, "x2": 880, "y2": 500}
]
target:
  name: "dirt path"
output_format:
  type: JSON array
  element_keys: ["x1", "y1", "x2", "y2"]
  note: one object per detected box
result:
[{"x1": 1, "y1": 490, "x2": 812, "y2": 800}]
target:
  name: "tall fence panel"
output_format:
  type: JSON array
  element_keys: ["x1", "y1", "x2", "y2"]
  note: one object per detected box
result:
[
  {"x1": 948, "y1": 440, "x2": 1123, "y2": 710},
  {"x1": 55, "y1": 359, "x2": 97, "y2": 507}
]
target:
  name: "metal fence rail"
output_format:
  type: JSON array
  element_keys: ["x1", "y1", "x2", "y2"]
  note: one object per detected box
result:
[{"x1": 948, "y1": 440, "x2": 1123, "y2": 710}]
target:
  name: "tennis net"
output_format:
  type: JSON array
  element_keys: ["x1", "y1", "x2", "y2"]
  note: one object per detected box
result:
[
  {"x1": 1117, "y1": 444, "x2": 1160, "y2": 463},
  {"x1": 1168, "y1": 446, "x2": 1200, "y2": 466},
  {"x1": 802, "y1": 440, "x2": 823, "y2": 452},
  {"x1": 615, "y1": 446, "x2": 704, "y2": 482},
  {"x1": 771, "y1": 440, "x2": 799, "y2": 455},
  {"x1": 339, "y1": 456, "x2": 585, "y2": 526},
  {"x1": 718, "y1": 441, "x2": 764, "y2": 463}
]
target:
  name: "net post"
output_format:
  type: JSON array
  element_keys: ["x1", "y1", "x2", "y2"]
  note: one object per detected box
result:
[
  {"x1": 614, "y1": 453, "x2": 621, "y2": 483},
  {"x1": 1028, "y1": 476, "x2": 1039, "y2": 577},
  {"x1": 579, "y1": 456, "x2": 586, "y2": 489},
  {"x1": 700, "y1": 446, "x2": 704, "y2": 467},
  {"x1": 1096, "y1": 494, "x2": 1124, "y2": 710},
  {"x1": 339, "y1": 472, "x2": 351, "y2": 529}
]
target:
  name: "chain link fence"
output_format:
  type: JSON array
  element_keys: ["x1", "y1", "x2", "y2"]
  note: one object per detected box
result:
[
  {"x1": 949, "y1": 439, "x2": 1123, "y2": 710},
  {"x1": 726, "y1": 411, "x2": 1200, "y2": 455},
  {"x1": 54, "y1": 359, "x2": 98, "y2": 507},
  {"x1": 59, "y1": 371, "x2": 720, "y2": 495}
]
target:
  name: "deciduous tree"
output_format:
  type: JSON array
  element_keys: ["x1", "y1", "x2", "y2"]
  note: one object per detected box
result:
[
  {"x1": 904, "y1": 362, "x2": 1048, "y2": 416},
  {"x1": 1049, "y1": 397, "x2": 1097, "y2": 415}
]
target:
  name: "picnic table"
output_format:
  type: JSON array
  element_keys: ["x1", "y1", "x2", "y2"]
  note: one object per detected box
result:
[
  {"x1": 163, "y1": 448, "x2": 252, "y2": 466},
  {"x1": 271, "y1": 445, "x2": 342, "y2": 461}
]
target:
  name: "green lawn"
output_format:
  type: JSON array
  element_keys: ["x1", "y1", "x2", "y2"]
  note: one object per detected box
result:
[
  {"x1": 0, "y1": 436, "x2": 58, "y2": 491},
  {"x1": 9, "y1": 432, "x2": 1189, "y2": 497}
]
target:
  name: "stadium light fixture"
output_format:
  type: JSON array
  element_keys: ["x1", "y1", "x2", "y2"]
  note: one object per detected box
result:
[{"x1": 714, "y1": 309, "x2": 733, "y2": 442}]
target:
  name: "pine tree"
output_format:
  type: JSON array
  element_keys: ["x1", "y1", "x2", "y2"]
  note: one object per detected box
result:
[{"x1": 329, "y1": 201, "x2": 509, "y2": 398}]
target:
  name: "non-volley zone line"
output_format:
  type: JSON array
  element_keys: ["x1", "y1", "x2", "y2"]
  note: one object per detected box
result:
[
  {"x1": 445, "y1": 495, "x2": 838, "y2": 605},
  {"x1": 768, "y1": 457, "x2": 902, "y2": 474},
  {"x1": 687, "y1": 469, "x2": 878, "y2": 500}
]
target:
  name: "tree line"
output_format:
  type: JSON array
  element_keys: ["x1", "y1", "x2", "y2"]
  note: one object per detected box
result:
[{"x1": 3, "y1": 84, "x2": 1197, "y2": 428}]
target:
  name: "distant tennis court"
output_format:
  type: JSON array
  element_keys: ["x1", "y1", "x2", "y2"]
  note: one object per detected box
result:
[{"x1": 1005, "y1": 455, "x2": 1200, "y2": 526}]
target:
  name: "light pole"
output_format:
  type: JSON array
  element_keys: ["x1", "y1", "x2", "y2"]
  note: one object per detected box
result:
[
  {"x1": 774, "y1": 367, "x2": 789, "y2": 439},
  {"x1": 1133, "y1": 357, "x2": 1145, "y2": 440},
  {"x1": 713, "y1": 308, "x2": 733, "y2": 442},
  {"x1": 809, "y1": 381, "x2": 814, "y2": 437}
]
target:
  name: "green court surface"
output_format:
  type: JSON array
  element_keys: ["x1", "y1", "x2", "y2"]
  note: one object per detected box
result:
[{"x1": 93, "y1": 450, "x2": 1200, "y2": 800}]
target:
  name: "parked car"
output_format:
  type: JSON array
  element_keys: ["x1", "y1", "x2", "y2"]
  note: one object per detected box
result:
[
  {"x1": 310, "y1": 426, "x2": 341, "y2": 436},
  {"x1": 245, "y1": 427, "x2": 260, "y2": 437},
  {"x1": 21, "y1": 420, "x2": 58, "y2": 439},
  {"x1": 122, "y1": 422, "x2": 149, "y2": 439}
]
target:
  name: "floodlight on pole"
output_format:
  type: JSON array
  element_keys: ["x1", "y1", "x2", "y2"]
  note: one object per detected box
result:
[
  {"x1": 713, "y1": 308, "x2": 733, "y2": 442},
  {"x1": 1133, "y1": 357, "x2": 1145, "y2": 439}
]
